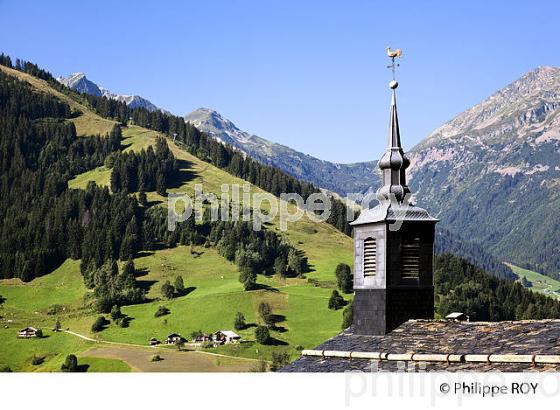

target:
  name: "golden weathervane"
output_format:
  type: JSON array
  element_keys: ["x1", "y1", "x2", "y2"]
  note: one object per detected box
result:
[{"x1": 386, "y1": 46, "x2": 402, "y2": 80}]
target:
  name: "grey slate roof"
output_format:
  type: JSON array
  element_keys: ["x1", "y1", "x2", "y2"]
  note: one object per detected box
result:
[
  {"x1": 281, "y1": 320, "x2": 560, "y2": 372},
  {"x1": 350, "y1": 203, "x2": 438, "y2": 226}
]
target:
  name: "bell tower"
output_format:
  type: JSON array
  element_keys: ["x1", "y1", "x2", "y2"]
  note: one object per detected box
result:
[{"x1": 350, "y1": 52, "x2": 438, "y2": 335}]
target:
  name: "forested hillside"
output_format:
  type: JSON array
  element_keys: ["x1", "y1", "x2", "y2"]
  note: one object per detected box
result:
[
  {"x1": 435, "y1": 228, "x2": 516, "y2": 280},
  {"x1": 0, "y1": 67, "x2": 307, "y2": 299},
  {"x1": 188, "y1": 69, "x2": 560, "y2": 282},
  {"x1": 435, "y1": 253, "x2": 560, "y2": 320}
]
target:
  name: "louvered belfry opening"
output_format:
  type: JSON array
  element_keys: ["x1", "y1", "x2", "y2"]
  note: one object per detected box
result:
[
  {"x1": 363, "y1": 237, "x2": 377, "y2": 277},
  {"x1": 401, "y1": 237, "x2": 420, "y2": 279}
]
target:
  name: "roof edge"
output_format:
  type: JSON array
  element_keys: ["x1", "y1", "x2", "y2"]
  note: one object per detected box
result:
[{"x1": 301, "y1": 350, "x2": 560, "y2": 365}]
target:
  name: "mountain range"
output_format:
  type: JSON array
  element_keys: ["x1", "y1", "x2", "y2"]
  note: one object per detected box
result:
[
  {"x1": 56, "y1": 66, "x2": 560, "y2": 279},
  {"x1": 186, "y1": 68, "x2": 560, "y2": 278},
  {"x1": 185, "y1": 108, "x2": 377, "y2": 195},
  {"x1": 57, "y1": 72, "x2": 160, "y2": 112},
  {"x1": 408, "y1": 66, "x2": 560, "y2": 278}
]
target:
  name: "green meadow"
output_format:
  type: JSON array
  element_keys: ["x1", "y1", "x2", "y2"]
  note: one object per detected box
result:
[{"x1": 508, "y1": 263, "x2": 560, "y2": 300}]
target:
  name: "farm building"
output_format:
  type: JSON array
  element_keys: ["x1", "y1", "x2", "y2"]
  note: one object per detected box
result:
[
  {"x1": 18, "y1": 327, "x2": 38, "y2": 338},
  {"x1": 191, "y1": 333, "x2": 211, "y2": 343},
  {"x1": 214, "y1": 330, "x2": 240, "y2": 344},
  {"x1": 166, "y1": 333, "x2": 186, "y2": 344}
]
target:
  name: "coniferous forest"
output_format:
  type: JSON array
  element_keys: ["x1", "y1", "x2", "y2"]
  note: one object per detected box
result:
[
  {"x1": 108, "y1": 137, "x2": 177, "y2": 195},
  {"x1": 0, "y1": 63, "x2": 306, "y2": 312},
  {"x1": 435, "y1": 254, "x2": 560, "y2": 320}
]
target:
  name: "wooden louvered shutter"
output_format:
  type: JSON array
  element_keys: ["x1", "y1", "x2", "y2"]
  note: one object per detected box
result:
[
  {"x1": 363, "y1": 238, "x2": 377, "y2": 277},
  {"x1": 402, "y1": 237, "x2": 420, "y2": 279}
]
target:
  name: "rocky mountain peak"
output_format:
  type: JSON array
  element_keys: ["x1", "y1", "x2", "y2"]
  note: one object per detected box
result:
[
  {"x1": 419, "y1": 66, "x2": 560, "y2": 148},
  {"x1": 186, "y1": 108, "x2": 242, "y2": 136},
  {"x1": 57, "y1": 72, "x2": 102, "y2": 97},
  {"x1": 57, "y1": 72, "x2": 159, "y2": 112}
]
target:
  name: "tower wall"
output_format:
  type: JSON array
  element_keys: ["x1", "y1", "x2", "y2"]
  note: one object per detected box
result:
[
  {"x1": 353, "y1": 287, "x2": 434, "y2": 335},
  {"x1": 352, "y1": 221, "x2": 436, "y2": 335}
]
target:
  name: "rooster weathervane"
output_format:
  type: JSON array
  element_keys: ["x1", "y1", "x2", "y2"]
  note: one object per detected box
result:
[{"x1": 386, "y1": 46, "x2": 402, "y2": 81}]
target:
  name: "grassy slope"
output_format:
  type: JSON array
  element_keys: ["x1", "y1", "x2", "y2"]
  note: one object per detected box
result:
[
  {"x1": 0, "y1": 327, "x2": 92, "y2": 372},
  {"x1": 0, "y1": 65, "x2": 116, "y2": 136},
  {"x1": 69, "y1": 125, "x2": 354, "y2": 280},
  {"x1": 0, "y1": 68, "x2": 353, "y2": 370},
  {"x1": 0, "y1": 259, "x2": 86, "y2": 313},
  {"x1": 507, "y1": 263, "x2": 560, "y2": 300}
]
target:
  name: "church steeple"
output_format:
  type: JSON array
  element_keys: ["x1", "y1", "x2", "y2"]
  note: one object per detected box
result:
[
  {"x1": 349, "y1": 48, "x2": 438, "y2": 336},
  {"x1": 377, "y1": 80, "x2": 411, "y2": 204}
]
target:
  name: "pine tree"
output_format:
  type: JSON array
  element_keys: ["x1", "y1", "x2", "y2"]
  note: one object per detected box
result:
[
  {"x1": 258, "y1": 302, "x2": 274, "y2": 327},
  {"x1": 91, "y1": 316, "x2": 108, "y2": 332},
  {"x1": 174, "y1": 275, "x2": 185, "y2": 295},
  {"x1": 255, "y1": 326, "x2": 270, "y2": 345},
  {"x1": 161, "y1": 281, "x2": 175, "y2": 299},
  {"x1": 287, "y1": 248, "x2": 305, "y2": 277},
  {"x1": 328, "y1": 290, "x2": 345, "y2": 310},
  {"x1": 110, "y1": 305, "x2": 122, "y2": 321},
  {"x1": 335, "y1": 263, "x2": 353, "y2": 294},
  {"x1": 274, "y1": 256, "x2": 287, "y2": 277},
  {"x1": 234, "y1": 312, "x2": 246, "y2": 330},
  {"x1": 341, "y1": 301, "x2": 354, "y2": 329},
  {"x1": 61, "y1": 355, "x2": 78, "y2": 372},
  {"x1": 138, "y1": 190, "x2": 147, "y2": 207}
]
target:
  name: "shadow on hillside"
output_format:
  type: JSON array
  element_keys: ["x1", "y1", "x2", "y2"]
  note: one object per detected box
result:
[
  {"x1": 177, "y1": 286, "x2": 196, "y2": 297},
  {"x1": 267, "y1": 337, "x2": 289, "y2": 346},
  {"x1": 167, "y1": 159, "x2": 197, "y2": 189},
  {"x1": 120, "y1": 140, "x2": 134, "y2": 150},
  {"x1": 134, "y1": 268, "x2": 150, "y2": 278},
  {"x1": 272, "y1": 326, "x2": 288, "y2": 333},
  {"x1": 145, "y1": 199, "x2": 163, "y2": 207},
  {"x1": 136, "y1": 279, "x2": 158, "y2": 296},
  {"x1": 305, "y1": 263, "x2": 316, "y2": 274},
  {"x1": 252, "y1": 283, "x2": 279, "y2": 292},
  {"x1": 271, "y1": 313, "x2": 286, "y2": 322},
  {"x1": 119, "y1": 316, "x2": 134, "y2": 328}
]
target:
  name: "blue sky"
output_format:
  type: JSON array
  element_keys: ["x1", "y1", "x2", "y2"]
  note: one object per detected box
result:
[{"x1": 1, "y1": 0, "x2": 559, "y2": 163}]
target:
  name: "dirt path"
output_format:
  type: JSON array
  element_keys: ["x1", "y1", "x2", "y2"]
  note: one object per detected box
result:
[
  {"x1": 82, "y1": 344, "x2": 258, "y2": 372},
  {"x1": 63, "y1": 330, "x2": 264, "y2": 372}
]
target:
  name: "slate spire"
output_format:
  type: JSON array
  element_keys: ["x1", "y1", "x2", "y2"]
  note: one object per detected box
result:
[{"x1": 376, "y1": 80, "x2": 411, "y2": 203}]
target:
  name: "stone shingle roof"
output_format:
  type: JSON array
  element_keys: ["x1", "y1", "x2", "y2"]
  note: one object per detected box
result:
[
  {"x1": 350, "y1": 203, "x2": 438, "y2": 226},
  {"x1": 281, "y1": 320, "x2": 560, "y2": 372}
]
